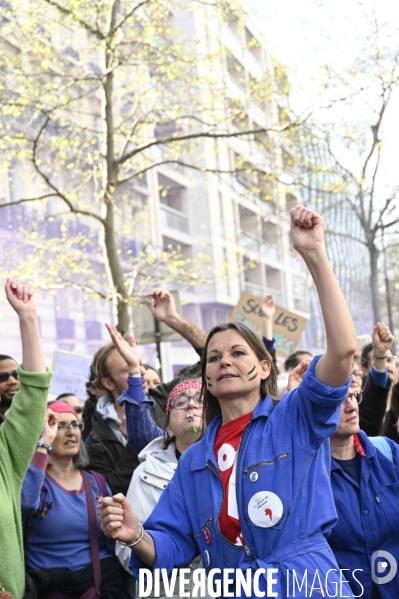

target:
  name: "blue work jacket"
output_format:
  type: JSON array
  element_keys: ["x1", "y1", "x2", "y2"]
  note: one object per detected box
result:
[
  {"x1": 130, "y1": 358, "x2": 354, "y2": 598},
  {"x1": 329, "y1": 431, "x2": 399, "y2": 599}
]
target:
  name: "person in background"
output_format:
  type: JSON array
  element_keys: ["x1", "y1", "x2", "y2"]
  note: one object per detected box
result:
[
  {"x1": 85, "y1": 341, "x2": 141, "y2": 496},
  {"x1": 0, "y1": 353, "x2": 19, "y2": 417},
  {"x1": 100, "y1": 204, "x2": 357, "y2": 598},
  {"x1": 386, "y1": 352, "x2": 397, "y2": 383},
  {"x1": 82, "y1": 364, "x2": 106, "y2": 438},
  {"x1": 144, "y1": 289, "x2": 206, "y2": 427},
  {"x1": 380, "y1": 380, "x2": 399, "y2": 444},
  {"x1": 22, "y1": 401, "x2": 130, "y2": 599},
  {"x1": 359, "y1": 322, "x2": 394, "y2": 436},
  {"x1": 55, "y1": 392, "x2": 83, "y2": 421},
  {"x1": 260, "y1": 294, "x2": 278, "y2": 372},
  {"x1": 0, "y1": 278, "x2": 52, "y2": 599},
  {"x1": 354, "y1": 333, "x2": 372, "y2": 364},
  {"x1": 142, "y1": 364, "x2": 161, "y2": 390},
  {"x1": 328, "y1": 378, "x2": 399, "y2": 599},
  {"x1": 284, "y1": 349, "x2": 313, "y2": 372},
  {"x1": 116, "y1": 377, "x2": 203, "y2": 598}
]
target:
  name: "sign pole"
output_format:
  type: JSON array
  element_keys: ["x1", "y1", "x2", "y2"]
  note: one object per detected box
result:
[{"x1": 154, "y1": 318, "x2": 163, "y2": 380}]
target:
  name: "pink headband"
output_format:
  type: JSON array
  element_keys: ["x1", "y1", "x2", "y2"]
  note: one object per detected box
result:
[
  {"x1": 48, "y1": 401, "x2": 78, "y2": 417},
  {"x1": 166, "y1": 381, "x2": 202, "y2": 414}
]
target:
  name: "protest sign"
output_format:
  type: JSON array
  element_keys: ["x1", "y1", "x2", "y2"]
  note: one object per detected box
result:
[
  {"x1": 230, "y1": 291, "x2": 308, "y2": 359},
  {"x1": 49, "y1": 350, "x2": 93, "y2": 401}
]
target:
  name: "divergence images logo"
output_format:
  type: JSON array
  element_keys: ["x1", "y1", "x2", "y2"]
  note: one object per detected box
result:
[{"x1": 371, "y1": 551, "x2": 397, "y2": 585}]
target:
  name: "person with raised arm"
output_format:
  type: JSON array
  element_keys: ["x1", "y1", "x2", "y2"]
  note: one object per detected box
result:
[
  {"x1": 0, "y1": 279, "x2": 52, "y2": 599},
  {"x1": 100, "y1": 206, "x2": 357, "y2": 599}
]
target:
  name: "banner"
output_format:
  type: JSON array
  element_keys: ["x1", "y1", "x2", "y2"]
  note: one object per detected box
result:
[
  {"x1": 49, "y1": 350, "x2": 93, "y2": 400},
  {"x1": 230, "y1": 291, "x2": 308, "y2": 359}
]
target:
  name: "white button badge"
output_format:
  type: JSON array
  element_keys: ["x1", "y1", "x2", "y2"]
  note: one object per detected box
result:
[{"x1": 248, "y1": 491, "x2": 283, "y2": 528}]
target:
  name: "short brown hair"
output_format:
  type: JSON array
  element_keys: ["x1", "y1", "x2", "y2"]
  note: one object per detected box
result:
[
  {"x1": 92, "y1": 343, "x2": 116, "y2": 391},
  {"x1": 199, "y1": 322, "x2": 278, "y2": 433}
]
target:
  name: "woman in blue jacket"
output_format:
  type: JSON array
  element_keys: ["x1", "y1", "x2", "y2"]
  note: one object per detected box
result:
[
  {"x1": 100, "y1": 205, "x2": 357, "y2": 599},
  {"x1": 329, "y1": 379, "x2": 399, "y2": 599}
]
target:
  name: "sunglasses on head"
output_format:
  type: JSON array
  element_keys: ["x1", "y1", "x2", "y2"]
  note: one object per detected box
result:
[{"x1": 0, "y1": 370, "x2": 19, "y2": 383}]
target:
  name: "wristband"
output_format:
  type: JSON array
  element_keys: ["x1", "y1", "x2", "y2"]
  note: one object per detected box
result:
[
  {"x1": 372, "y1": 354, "x2": 388, "y2": 360},
  {"x1": 119, "y1": 522, "x2": 144, "y2": 547},
  {"x1": 36, "y1": 440, "x2": 53, "y2": 454}
]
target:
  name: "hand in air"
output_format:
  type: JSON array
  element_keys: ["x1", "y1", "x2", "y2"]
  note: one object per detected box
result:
[{"x1": 290, "y1": 205, "x2": 324, "y2": 254}]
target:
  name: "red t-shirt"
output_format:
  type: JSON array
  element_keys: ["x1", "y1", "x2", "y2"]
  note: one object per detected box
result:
[{"x1": 214, "y1": 411, "x2": 252, "y2": 546}]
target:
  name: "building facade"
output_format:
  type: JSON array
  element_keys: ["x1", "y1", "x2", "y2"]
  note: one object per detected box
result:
[{"x1": 0, "y1": 3, "x2": 311, "y2": 386}]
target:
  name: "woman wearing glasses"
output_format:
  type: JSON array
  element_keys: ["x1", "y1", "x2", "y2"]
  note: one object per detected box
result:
[
  {"x1": 21, "y1": 400, "x2": 130, "y2": 599},
  {"x1": 100, "y1": 206, "x2": 359, "y2": 598},
  {"x1": 116, "y1": 379, "x2": 203, "y2": 596},
  {"x1": 328, "y1": 380, "x2": 399, "y2": 599}
]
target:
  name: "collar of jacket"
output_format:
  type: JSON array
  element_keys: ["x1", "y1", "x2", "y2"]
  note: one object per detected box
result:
[
  {"x1": 90, "y1": 411, "x2": 123, "y2": 443},
  {"x1": 330, "y1": 429, "x2": 379, "y2": 471},
  {"x1": 189, "y1": 395, "x2": 275, "y2": 472}
]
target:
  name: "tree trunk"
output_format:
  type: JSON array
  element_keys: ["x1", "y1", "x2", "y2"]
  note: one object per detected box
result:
[
  {"x1": 103, "y1": 216, "x2": 130, "y2": 336},
  {"x1": 101, "y1": 1, "x2": 130, "y2": 335},
  {"x1": 368, "y1": 242, "x2": 381, "y2": 324}
]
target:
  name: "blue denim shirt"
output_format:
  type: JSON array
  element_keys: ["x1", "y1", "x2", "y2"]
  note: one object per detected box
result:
[
  {"x1": 130, "y1": 357, "x2": 354, "y2": 598},
  {"x1": 118, "y1": 377, "x2": 163, "y2": 454}
]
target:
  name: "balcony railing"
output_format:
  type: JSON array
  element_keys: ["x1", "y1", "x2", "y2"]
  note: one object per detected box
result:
[{"x1": 160, "y1": 204, "x2": 189, "y2": 233}]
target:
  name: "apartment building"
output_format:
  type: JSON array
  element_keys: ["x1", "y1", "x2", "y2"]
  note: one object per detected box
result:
[{"x1": 0, "y1": 3, "x2": 310, "y2": 381}]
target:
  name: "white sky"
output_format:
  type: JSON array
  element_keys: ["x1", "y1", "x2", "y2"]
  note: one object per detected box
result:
[{"x1": 247, "y1": 0, "x2": 399, "y2": 195}]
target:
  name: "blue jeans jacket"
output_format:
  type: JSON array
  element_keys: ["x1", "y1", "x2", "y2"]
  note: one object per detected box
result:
[
  {"x1": 329, "y1": 430, "x2": 399, "y2": 599},
  {"x1": 118, "y1": 377, "x2": 164, "y2": 454},
  {"x1": 130, "y1": 357, "x2": 354, "y2": 598}
]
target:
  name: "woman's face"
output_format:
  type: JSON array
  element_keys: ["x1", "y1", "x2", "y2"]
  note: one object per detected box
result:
[
  {"x1": 333, "y1": 392, "x2": 361, "y2": 439},
  {"x1": 143, "y1": 368, "x2": 161, "y2": 390},
  {"x1": 205, "y1": 329, "x2": 270, "y2": 401},
  {"x1": 166, "y1": 386, "x2": 203, "y2": 445},
  {"x1": 51, "y1": 412, "x2": 82, "y2": 459},
  {"x1": 350, "y1": 363, "x2": 363, "y2": 393}
]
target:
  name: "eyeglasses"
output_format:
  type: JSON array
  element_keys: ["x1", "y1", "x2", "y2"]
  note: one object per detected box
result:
[
  {"x1": 0, "y1": 370, "x2": 19, "y2": 383},
  {"x1": 387, "y1": 356, "x2": 397, "y2": 364},
  {"x1": 351, "y1": 370, "x2": 363, "y2": 379},
  {"x1": 341, "y1": 391, "x2": 363, "y2": 410},
  {"x1": 171, "y1": 392, "x2": 203, "y2": 410},
  {"x1": 57, "y1": 421, "x2": 84, "y2": 431}
]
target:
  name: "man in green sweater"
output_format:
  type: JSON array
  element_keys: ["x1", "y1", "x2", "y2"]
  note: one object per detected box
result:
[{"x1": 0, "y1": 278, "x2": 52, "y2": 599}]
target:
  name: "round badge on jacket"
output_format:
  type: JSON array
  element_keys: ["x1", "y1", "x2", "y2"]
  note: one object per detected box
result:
[{"x1": 248, "y1": 491, "x2": 283, "y2": 528}]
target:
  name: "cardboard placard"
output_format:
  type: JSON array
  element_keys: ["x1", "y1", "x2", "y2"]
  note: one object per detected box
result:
[
  {"x1": 230, "y1": 291, "x2": 308, "y2": 358},
  {"x1": 49, "y1": 350, "x2": 93, "y2": 401}
]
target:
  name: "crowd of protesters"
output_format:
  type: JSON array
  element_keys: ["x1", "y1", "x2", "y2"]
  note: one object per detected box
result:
[{"x1": 1, "y1": 205, "x2": 399, "y2": 599}]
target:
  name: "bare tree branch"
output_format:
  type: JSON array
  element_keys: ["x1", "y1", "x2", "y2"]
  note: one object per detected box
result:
[{"x1": 43, "y1": 0, "x2": 105, "y2": 40}]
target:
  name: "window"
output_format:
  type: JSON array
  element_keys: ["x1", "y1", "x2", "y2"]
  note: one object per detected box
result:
[
  {"x1": 56, "y1": 318, "x2": 75, "y2": 340},
  {"x1": 85, "y1": 321, "x2": 102, "y2": 341}
]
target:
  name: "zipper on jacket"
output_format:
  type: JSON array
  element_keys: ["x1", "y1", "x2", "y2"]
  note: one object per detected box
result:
[
  {"x1": 234, "y1": 421, "x2": 255, "y2": 559},
  {"x1": 376, "y1": 496, "x2": 381, "y2": 503},
  {"x1": 243, "y1": 453, "x2": 288, "y2": 476},
  {"x1": 194, "y1": 517, "x2": 214, "y2": 538},
  {"x1": 206, "y1": 460, "x2": 253, "y2": 558}
]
